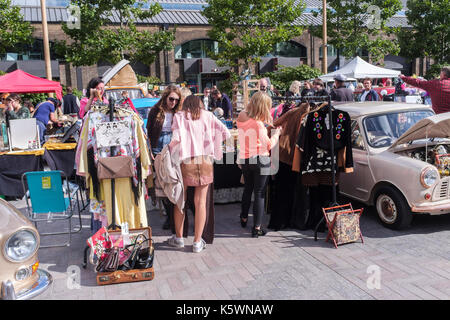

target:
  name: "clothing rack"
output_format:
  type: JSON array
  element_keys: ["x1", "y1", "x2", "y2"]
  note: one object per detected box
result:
[
  {"x1": 107, "y1": 98, "x2": 120, "y2": 230},
  {"x1": 278, "y1": 95, "x2": 339, "y2": 241}
]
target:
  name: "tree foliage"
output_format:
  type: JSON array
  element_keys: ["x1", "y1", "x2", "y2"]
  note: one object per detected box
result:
[
  {"x1": 312, "y1": 0, "x2": 402, "y2": 63},
  {"x1": 203, "y1": 0, "x2": 306, "y2": 69},
  {"x1": 56, "y1": 0, "x2": 176, "y2": 66},
  {"x1": 0, "y1": 0, "x2": 34, "y2": 55},
  {"x1": 264, "y1": 64, "x2": 322, "y2": 92},
  {"x1": 398, "y1": 0, "x2": 450, "y2": 64}
]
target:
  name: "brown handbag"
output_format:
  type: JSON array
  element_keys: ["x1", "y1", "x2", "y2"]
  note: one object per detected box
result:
[{"x1": 97, "y1": 156, "x2": 134, "y2": 179}]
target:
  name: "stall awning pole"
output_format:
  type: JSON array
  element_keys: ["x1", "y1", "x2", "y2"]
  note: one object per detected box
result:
[{"x1": 40, "y1": 0, "x2": 53, "y2": 98}]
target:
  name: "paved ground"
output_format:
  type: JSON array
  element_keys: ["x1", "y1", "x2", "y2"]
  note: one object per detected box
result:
[{"x1": 9, "y1": 195, "x2": 450, "y2": 300}]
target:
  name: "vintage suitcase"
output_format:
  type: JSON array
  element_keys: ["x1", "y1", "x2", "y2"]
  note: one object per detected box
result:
[
  {"x1": 96, "y1": 267, "x2": 155, "y2": 285},
  {"x1": 96, "y1": 226, "x2": 155, "y2": 286}
]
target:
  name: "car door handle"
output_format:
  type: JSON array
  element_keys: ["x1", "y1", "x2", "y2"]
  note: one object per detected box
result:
[{"x1": 356, "y1": 161, "x2": 369, "y2": 166}]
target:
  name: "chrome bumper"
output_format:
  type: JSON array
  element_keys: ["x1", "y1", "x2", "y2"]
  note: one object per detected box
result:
[
  {"x1": 411, "y1": 200, "x2": 450, "y2": 215},
  {"x1": 1, "y1": 269, "x2": 52, "y2": 300}
]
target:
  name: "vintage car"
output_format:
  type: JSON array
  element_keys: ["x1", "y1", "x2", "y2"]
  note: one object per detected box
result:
[
  {"x1": 338, "y1": 102, "x2": 450, "y2": 229},
  {"x1": 132, "y1": 97, "x2": 160, "y2": 127},
  {"x1": 0, "y1": 198, "x2": 52, "y2": 299}
]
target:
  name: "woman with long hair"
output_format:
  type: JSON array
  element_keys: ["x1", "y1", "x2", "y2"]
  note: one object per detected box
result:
[
  {"x1": 168, "y1": 95, "x2": 230, "y2": 252},
  {"x1": 147, "y1": 85, "x2": 184, "y2": 231},
  {"x1": 237, "y1": 91, "x2": 281, "y2": 237},
  {"x1": 3, "y1": 93, "x2": 30, "y2": 119},
  {"x1": 289, "y1": 80, "x2": 302, "y2": 96},
  {"x1": 79, "y1": 77, "x2": 108, "y2": 118}
]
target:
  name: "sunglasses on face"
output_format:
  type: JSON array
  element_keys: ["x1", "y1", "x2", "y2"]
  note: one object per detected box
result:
[{"x1": 168, "y1": 97, "x2": 179, "y2": 102}]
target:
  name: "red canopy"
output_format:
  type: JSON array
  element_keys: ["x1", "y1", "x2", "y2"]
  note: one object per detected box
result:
[{"x1": 0, "y1": 69, "x2": 63, "y2": 100}]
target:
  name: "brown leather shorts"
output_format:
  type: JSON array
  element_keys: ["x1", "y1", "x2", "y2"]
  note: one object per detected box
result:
[{"x1": 180, "y1": 156, "x2": 214, "y2": 187}]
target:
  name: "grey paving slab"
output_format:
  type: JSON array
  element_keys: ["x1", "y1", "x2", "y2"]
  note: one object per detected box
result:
[{"x1": 7, "y1": 195, "x2": 450, "y2": 300}]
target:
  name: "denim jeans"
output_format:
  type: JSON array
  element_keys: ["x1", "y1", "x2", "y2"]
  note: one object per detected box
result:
[
  {"x1": 240, "y1": 156, "x2": 270, "y2": 228},
  {"x1": 151, "y1": 131, "x2": 172, "y2": 155},
  {"x1": 36, "y1": 119, "x2": 46, "y2": 145}
]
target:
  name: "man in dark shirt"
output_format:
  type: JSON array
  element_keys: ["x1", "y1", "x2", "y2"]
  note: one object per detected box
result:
[
  {"x1": 62, "y1": 87, "x2": 80, "y2": 115},
  {"x1": 312, "y1": 78, "x2": 329, "y2": 97},
  {"x1": 211, "y1": 89, "x2": 233, "y2": 119},
  {"x1": 330, "y1": 74, "x2": 354, "y2": 102},
  {"x1": 360, "y1": 78, "x2": 379, "y2": 101}
]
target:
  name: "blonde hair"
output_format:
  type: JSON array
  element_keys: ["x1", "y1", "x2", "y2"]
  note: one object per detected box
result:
[
  {"x1": 245, "y1": 91, "x2": 272, "y2": 124},
  {"x1": 289, "y1": 80, "x2": 301, "y2": 95},
  {"x1": 180, "y1": 87, "x2": 192, "y2": 99}
]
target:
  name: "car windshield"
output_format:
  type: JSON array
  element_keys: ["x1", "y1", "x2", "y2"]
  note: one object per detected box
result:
[
  {"x1": 364, "y1": 110, "x2": 434, "y2": 148},
  {"x1": 136, "y1": 107, "x2": 149, "y2": 120},
  {"x1": 105, "y1": 89, "x2": 144, "y2": 100}
]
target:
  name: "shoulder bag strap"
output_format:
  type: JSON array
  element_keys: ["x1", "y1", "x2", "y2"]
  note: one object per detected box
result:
[{"x1": 31, "y1": 101, "x2": 45, "y2": 118}]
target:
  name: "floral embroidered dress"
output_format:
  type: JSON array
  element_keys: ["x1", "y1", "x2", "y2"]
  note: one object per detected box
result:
[{"x1": 76, "y1": 107, "x2": 151, "y2": 230}]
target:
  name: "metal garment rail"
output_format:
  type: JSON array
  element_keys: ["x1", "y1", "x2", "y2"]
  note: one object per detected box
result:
[
  {"x1": 273, "y1": 95, "x2": 338, "y2": 241},
  {"x1": 107, "y1": 98, "x2": 121, "y2": 231}
]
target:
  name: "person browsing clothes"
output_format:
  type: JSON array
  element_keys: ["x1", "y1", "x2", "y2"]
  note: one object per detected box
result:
[{"x1": 33, "y1": 97, "x2": 63, "y2": 145}]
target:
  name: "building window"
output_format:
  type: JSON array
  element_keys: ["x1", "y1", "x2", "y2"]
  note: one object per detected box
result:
[
  {"x1": 175, "y1": 39, "x2": 220, "y2": 59},
  {"x1": 266, "y1": 41, "x2": 307, "y2": 58},
  {"x1": 319, "y1": 45, "x2": 338, "y2": 58},
  {"x1": 1, "y1": 39, "x2": 59, "y2": 61}
]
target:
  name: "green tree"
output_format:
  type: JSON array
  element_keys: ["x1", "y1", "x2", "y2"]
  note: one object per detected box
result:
[
  {"x1": 398, "y1": 0, "x2": 450, "y2": 65},
  {"x1": 264, "y1": 64, "x2": 322, "y2": 92},
  {"x1": 56, "y1": 0, "x2": 175, "y2": 66},
  {"x1": 312, "y1": 0, "x2": 402, "y2": 63},
  {"x1": 0, "y1": 0, "x2": 34, "y2": 55},
  {"x1": 203, "y1": 0, "x2": 306, "y2": 70}
]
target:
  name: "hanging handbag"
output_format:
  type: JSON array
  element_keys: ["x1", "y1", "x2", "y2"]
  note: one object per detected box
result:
[
  {"x1": 96, "y1": 247, "x2": 120, "y2": 273},
  {"x1": 97, "y1": 155, "x2": 134, "y2": 179}
]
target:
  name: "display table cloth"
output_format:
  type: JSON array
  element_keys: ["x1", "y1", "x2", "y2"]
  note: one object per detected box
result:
[{"x1": 0, "y1": 142, "x2": 77, "y2": 197}]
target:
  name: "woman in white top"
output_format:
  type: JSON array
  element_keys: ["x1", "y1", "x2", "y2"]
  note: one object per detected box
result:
[{"x1": 146, "y1": 85, "x2": 184, "y2": 231}]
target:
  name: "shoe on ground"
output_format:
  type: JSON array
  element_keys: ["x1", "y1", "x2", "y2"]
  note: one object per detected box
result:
[
  {"x1": 240, "y1": 215, "x2": 247, "y2": 228},
  {"x1": 192, "y1": 239, "x2": 206, "y2": 253},
  {"x1": 167, "y1": 235, "x2": 184, "y2": 248},
  {"x1": 252, "y1": 227, "x2": 267, "y2": 238}
]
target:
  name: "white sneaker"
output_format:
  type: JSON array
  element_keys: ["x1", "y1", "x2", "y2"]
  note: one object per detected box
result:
[
  {"x1": 192, "y1": 239, "x2": 206, "y2": 253},
  {"x1": 167, "y1": 235, "x2": 184, "y2": 248}
]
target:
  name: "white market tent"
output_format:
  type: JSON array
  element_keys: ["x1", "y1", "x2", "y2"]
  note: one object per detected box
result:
[{"x1": 319, "y1": 56, "x2": 400, "y2": 81}]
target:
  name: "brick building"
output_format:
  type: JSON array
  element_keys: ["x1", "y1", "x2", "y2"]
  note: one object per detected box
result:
[{"x1": 2, "y1": 0, "x2": 428, "y2": 92}]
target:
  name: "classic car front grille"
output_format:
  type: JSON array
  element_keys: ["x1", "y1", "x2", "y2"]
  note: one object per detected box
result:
[{"x1": 433, "y1": 178, "x2": 450, "y2": 200}]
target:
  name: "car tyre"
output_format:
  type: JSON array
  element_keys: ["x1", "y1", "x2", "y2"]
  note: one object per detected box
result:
[{"x1": 375, "y1": 186, "x2": 413, "y2": 230}]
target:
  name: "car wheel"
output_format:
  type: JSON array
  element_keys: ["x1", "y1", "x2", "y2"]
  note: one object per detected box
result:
[{"x1": 375, "y1": 186, "x2": 413, "y2": 230}]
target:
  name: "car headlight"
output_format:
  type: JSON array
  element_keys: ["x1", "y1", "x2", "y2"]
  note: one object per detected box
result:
[
  {"x1": 4, "y1": 230, "x2": 38, "y2": 262},
  {"x1": 421, "y1": 167, "x2": 439, "y2": 188}
]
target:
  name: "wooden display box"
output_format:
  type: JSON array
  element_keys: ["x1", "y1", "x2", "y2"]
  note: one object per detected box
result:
[{"x1": 96, "y1": 226, "x2": 155, "y2": 286}]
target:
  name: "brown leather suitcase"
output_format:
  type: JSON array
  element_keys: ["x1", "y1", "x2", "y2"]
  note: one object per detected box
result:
[{"x1": 96, "y1": 267, "x2": 155, "y2": 285}]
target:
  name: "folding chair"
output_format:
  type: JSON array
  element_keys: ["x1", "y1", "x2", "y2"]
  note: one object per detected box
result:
[
  {"x1": 22, "y1": 170, "x2": 83, "y2": 248},
  {"x1": 322, "y1": 203, "x2": 364, "y2": 249}
]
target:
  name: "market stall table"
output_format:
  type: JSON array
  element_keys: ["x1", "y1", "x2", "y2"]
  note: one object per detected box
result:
[
  {"x1": 42, "y1": 142, "x2": 77, "y2": 178},
  {"x1": 0, "y1": 143, "x2": 78, "y2": 198},
  {"x1": 0, "y1": 149, "x2": 44, "y2": 198}
]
